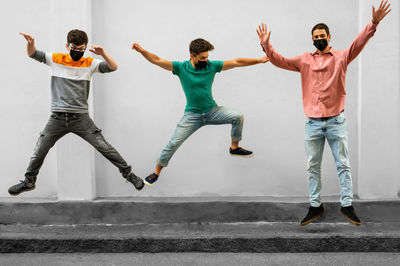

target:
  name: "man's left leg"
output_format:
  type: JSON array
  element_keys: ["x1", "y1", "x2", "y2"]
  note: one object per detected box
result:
[
  {"x1": 205, "y1": 106, "x2": 252, "y2": 157},
  {"x1": 72, "y1": 114, "x2": 144, "y2": 191},
  {"x1": 326, "y1": 113, "x2": 361, "y2": 225}
]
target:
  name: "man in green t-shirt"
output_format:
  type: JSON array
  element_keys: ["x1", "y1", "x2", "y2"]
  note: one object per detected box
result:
[{"x1": 132, "y1": 38, "x2": 268, "y2": 186}]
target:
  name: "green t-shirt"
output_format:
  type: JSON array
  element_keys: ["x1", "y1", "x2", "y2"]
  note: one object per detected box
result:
[{"x1": 172, "y1": 60, "x2": 224, "y2": 113}]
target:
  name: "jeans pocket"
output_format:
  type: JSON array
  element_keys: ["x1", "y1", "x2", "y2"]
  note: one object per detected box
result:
[
  {"x1": 50, "y1": 113, "x2": 60, "y2": 120},
  {"x1": 334, "y1": 114, "x2": 346, "y2": 124}
]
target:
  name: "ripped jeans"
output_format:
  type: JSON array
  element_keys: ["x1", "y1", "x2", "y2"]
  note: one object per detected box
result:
[{"x1": 24, "y1": 112, "x2": 132, "y2": 183}]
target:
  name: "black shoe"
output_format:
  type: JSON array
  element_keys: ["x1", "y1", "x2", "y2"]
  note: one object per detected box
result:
[
  {"x1": 125, "y1": 172, "x2": 144, "y2": 191},
  {"x1": 8, "y1": 180, "x2": 36, "y2": 196},
  {"x1": 144, "y1": 173, "x2": 159, "y2": 186},
  {"x1": 229, "y1": 147, "x2": 253, "y2": 157},
  {"x1": 341, "y1": 205, "x2": 361, "y2": 226},
  {"x1": 300, "y1": 204, "x2": 324, "y2": 226}
]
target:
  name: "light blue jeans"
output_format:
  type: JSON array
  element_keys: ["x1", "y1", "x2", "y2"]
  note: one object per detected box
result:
[
  {"x1": 305, "y1": 112, "x2": 352, "y2": 207},
  {"x1": 157, "y1": 106, "x2": 244, "y2": 167}
]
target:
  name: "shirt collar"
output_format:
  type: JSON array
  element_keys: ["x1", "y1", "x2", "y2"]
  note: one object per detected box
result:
[{"x1": 312, "y1": 47, "x2": 336, "y2": 56}]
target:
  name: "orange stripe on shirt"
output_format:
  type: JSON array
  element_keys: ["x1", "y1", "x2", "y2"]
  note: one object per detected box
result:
[{"x1": 52, "y1": 53, "x2": 94, "y2": 68}]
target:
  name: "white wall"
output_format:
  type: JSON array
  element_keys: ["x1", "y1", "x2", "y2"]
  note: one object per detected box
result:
[
  {"x1": 1, "y1": 0, "x2": 58, "y2": 199},
  {"x1": 357, "y1": 0, "x2": 400, "y2": 199},
  {"x1": 0, "y1": 0, "x2": 398, "y2": 200}
]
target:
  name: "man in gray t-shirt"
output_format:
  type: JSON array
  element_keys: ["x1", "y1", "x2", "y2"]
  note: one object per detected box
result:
[{"x1": 8, "y1": 29, "x2": 144, "y2": 195}]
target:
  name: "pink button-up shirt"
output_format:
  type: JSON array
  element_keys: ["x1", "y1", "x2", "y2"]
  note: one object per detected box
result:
[{"x1": 262, "y1": 21, "x2": 377, "y2": 118}]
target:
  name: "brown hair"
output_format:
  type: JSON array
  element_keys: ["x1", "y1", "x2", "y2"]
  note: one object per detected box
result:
[
  {"x1": 67, "y1": 29, "x2": 88, "y2": 45},
  {"x1": 189, "y1": 38, "x2": 214, "y2": 55}
]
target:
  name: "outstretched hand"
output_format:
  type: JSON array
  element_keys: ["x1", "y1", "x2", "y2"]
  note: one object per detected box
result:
[
  {"x1": 89, "y1": 45, "x2": 104, "y2": 55},
  {"x1": 372, "y1": 0, "x2": 391, "y2": 24},
  {"x1": 19, "y1": 32, "x2": 34, "y2": 44},
  {"x1": 256, "y1": 23, "x2": 271, "y2": 44},
  {"x1": 259, "y1": 55, "x2": 269, "y2": 63},
  {"x1": 131, "y1": 43, "x2": 145, "y2": 53}
]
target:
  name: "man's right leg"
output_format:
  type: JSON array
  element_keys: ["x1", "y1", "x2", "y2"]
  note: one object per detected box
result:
[
  {"x1": 145, "y1": 112, "x2": 202, "y2": 186},
  {"x1": 9, "y1": 114, "x2": 67, "y2": 195},
  {"x1": 301, "y1": 118, "x2": 325, "y2": 226}
]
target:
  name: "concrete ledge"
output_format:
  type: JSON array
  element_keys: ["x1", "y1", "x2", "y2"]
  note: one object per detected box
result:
[
  {"x1": 1, "y1": 223, "x2": 399, "y2": 253},
  {"x1": 1, "y1": 200, "x2": 398, "y2": 252},
  {"x1": 0, "y1": 200, "x2": 399, "y2": 225}
]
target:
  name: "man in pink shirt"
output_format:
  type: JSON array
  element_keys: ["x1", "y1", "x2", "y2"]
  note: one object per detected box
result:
[{"x1": 257, "y1": 0, "x2": 391, "y2": 226}]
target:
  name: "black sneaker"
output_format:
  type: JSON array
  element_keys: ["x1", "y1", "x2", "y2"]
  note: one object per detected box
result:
[
  {"x1": 8, "y1": 180, "x2": 36, "y2": 196},
  {"x1": 300, "y1": 204, "x2": 324, "y2": 226},
  {"x1": 229, "y1": 147, "x2": 253, "y2": 157},
  {"x1": 125, "y1": 172, "x2": 144, "y2": 191},
  {"x1": 341, "y1": 205, "x2": 361, "y2": 226},
  {"x1": 144, "y1": 173, "x2": 159, "y2": 186}
]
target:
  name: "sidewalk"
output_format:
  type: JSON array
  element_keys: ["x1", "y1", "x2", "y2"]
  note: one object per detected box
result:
[{"x1": 0, "y1": 198, "x2": 399, "y2": 252}]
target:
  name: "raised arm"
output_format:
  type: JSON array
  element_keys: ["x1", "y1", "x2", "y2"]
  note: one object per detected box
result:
[
  {"x1": 345, "y1": 0, "x2": 391, "y2": 64},
  {"x1": 257, "y1": 24, "x2": 301, "y2": 72},
  {"x1": 132, "y1": 43, "x2": 173, "y2": 71},
  {"x1": 89, "y1": 45, "x2": 118, "y2": 71},
  {"x1": 19, "y1": 32, "x2": 50, "y2": 64},
  {"x1": 19, "y1": 32, "x2": 36, "y2": 56},
  {"x1": 221, "y1": 56, "x2": 269, "y2": 71}
]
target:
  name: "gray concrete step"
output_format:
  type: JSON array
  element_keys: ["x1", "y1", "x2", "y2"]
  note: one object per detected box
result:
[
  {"x1": 0, "y1": 199, "x2": 399, "y2": 225},
  {"x1": 1, "y1": 199, "x2": 398, "y2": 252},
  {"x1": 1, "y1": 222, "x2": 399, "y2": 252}
]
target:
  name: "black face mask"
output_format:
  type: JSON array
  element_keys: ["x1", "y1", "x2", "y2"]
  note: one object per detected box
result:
[
  {"x1": 70, "y1": 49, "x2": 84, "y2": 61},
  {"x1": 195, "y1": 60, "x2": 208, "y2": 69},
  {"x1": 313, "y1": 39, "x2": 328, "y2": 51}
]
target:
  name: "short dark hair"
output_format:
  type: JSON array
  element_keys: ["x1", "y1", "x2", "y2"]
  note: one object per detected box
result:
[
  {"x1": 189, "y1": 38, "x2": 214, "y2": 55},
  {"x1": 67, "y1": 29, "x2": 88, "y2": 46},
  {"x1": 311, "y1": 23, "x2": 330, "y2": 36}
]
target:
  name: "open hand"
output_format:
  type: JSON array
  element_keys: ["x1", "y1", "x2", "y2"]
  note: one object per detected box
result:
[
  {"x1": 19, "y1": 32, "x2": 34, "y2": 44},
  {"x1": 372, "y1": 0, "x2": 391, "y2": 24},
  {"x1": 259, "y1": 55, "x2": 269, "y2": 63},
  {"x1": 89, "y1": 45, "x2": 105, "y2": 55},
  {"x1": 256, "y1": 23, "x2": 271, "y2": 44},
  {"x1": 131, "y1": 43, "x2": 144, "y2": 53}
]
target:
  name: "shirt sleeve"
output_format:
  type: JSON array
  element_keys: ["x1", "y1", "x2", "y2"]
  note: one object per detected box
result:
[
  {"x1": 90, "y1": 59, "x2": 115, "y2": 74},
  {"x1": 172, "y1": 61, "x2": 182, "y2": 75},
  {"x1": 29, "y1": 50, "x2": 52, "y2": 66},
  {"x1": 344, "y1": 21, "x2": 377, "y2": 64},
  {"x1": 261, "y1": 41, "x2": 301, "y2": 72},
  {"x1": 98, "y1": 61, "x2": 115, "y2": 73},
  {"x1": 211, "y1": 60, "x2": 224, "y2": 73}
]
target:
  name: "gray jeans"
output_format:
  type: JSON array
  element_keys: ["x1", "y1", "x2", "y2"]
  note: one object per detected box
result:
[{"x1": 24, "y1": 112, "x2": 132, "y2": 183}]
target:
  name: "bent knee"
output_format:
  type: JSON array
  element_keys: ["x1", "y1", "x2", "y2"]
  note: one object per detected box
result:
[{"x1": 232, "y1": 114, "x2": 244, "y2": 123}]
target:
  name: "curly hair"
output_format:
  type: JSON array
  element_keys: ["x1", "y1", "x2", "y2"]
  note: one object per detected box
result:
[{"x1": 67, "y1": 29, "x2": 88, "y2": 45}]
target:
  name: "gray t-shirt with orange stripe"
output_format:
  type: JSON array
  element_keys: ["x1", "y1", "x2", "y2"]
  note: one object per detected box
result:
[{"x1": 30, "y1": 50, "x2": 113, "y2": 113}]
